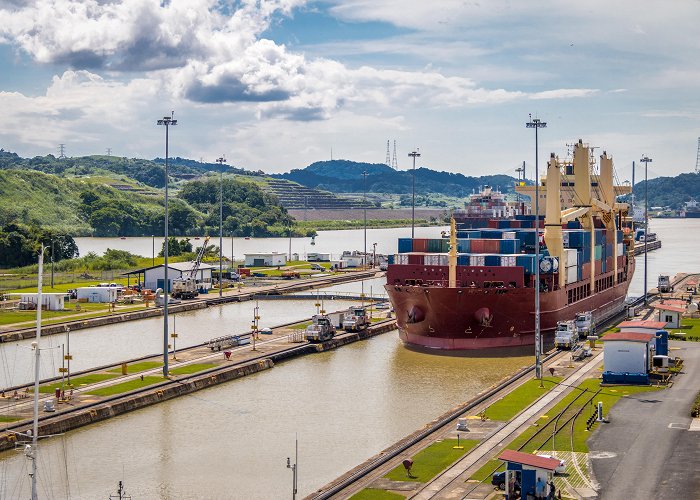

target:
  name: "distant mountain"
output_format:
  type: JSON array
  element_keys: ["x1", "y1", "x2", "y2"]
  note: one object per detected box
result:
[
  {"x1": 272, "y1": 159, "x2": 519, "y2": 196},
  {"x1": 631, "y1": 172, "x2": 700, "y2": 209},
  {"x1": 152, "y1": 156, "x2": 262, "y2": 176}
]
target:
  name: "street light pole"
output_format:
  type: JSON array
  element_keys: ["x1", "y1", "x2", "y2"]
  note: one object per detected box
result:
[
  {"x1": 157, "y1": 112, "x2": 177, "y2": 378},
  {"x1": 50, "y1": 238, "x2": 55, "y2": 288},
  {"x1": 526, "y1": 115, "x2": 546, "y2": 386},
  {"x1": 216, "y1": 156, "x2": 227, "y2": 298},
  {"x1": 640, "y1": 155, "x2": 652, "y2": 305},
  {"x1": 408, "y1": 150, "x2": 421, "y2": 238},
  {"x1": 286, "y1": 436, "x2": 298, "y2": 500},
  {"x1": 362, "y1": 170, "x2": 368, "y2": 268}
]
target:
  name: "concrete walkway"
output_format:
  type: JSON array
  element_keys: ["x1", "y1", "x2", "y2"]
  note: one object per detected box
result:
[
  {"x1": 412, "y1": 352, "x2": 604, "y2": 499},
  {"x1": 588, "y1": 341, "x2": 700, "y2": 499}
]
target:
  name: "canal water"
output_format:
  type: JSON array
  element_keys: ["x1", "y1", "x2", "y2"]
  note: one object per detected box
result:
[{"x1": 1, "y1": 220, "x2": 696, "y2": 498}]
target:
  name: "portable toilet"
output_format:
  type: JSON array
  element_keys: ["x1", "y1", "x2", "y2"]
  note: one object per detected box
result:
[{"x1": 655, "y1": 330, "x2": 669, "y2": 356}]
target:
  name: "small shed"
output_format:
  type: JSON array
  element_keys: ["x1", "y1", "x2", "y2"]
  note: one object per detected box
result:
[
  {"x1": 602, "y1": 331, "x2": 656, "y2": 384},
  {"x1": 654, "y1": 302, "x2": 685, "y2": 329},
  {"x1": 124, "y1": 262, "x2": 214, "y2": 293},
  {"x1": 244, "y1": 253, "x2": 287, "y2": 267},
  {"x1": 498, "y1": 449, "x2": 559, "y2": 500},
  {"x1": 341, "y1": 255, "x2": 364, "y2": 268},
  {"x1": 15, "y1": 293, "x2": 65, "y2": 311},
  {"x1": 76, "y1": 287, "x2": 118, "y2": 303}
]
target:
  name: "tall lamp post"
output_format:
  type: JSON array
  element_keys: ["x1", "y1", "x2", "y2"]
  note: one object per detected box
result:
[
  {"x1": 216, "y1": 156, "x2": 227, "y2": 298},
  {"x1": 640, "y1": 155, "x2": 652, "y2": 305},
  {"x1": 362, "y1": 170, "x2": 368, "y2": 267},
  {"x1": 526, "y1": 115, "x2": 546, "y2": 385},
  {"x1": 408, "y1": 149, "x2": 421, "y2": 238},
  {"x1": 157, "y1": 112, "x2": 177, "y2": 377}
]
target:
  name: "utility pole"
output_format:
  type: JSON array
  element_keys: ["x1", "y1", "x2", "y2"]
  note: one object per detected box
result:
[
  {"x1": 640, "y1": 155, "x2": 652, "y2": 305},
  {"x1": 286, "y1": 436, "x2": 298, "y2": 500},
  {"x1": 216, "y1": 156, "x2": 227, "y2": 298},
  {"x1": 363, "y1": 170, "x2": 368, "y2": 268},
  {"x1": 157, "y1": 112, "x2": 177, "y2": 377},
  {"x1": 408, "y1": 150, "x2": 421, "y2": 238},
  {"x1": 526, "y1": 114, "x2": 546, "y2": 386}
]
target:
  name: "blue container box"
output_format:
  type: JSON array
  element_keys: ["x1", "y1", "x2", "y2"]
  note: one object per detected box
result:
[
  {"x1": 499, "y1": 239, "x2": 519, "y2": 254},
  {"x1": 516, "y1": 230, "x2": 537, "y2": 246},
  {"x1": 456, "y1": 230, "x2": 481, "y2": 239},
  {"x1": 398, "y1": 238, "x2": 412, "y2": 253},
  {"x1": 481, "y1": 230, "x2": 504, "y2": 239},
  {"x1": 457, "y1": 254, "x2": 469, "y2": 266},
  {"x1": 457, "y1": 239, "x2": 471, "y2": 253},
  {"x1": 388, "y1": 254, "x2": 395, "y2": 265},
  {"x1": 516, "y1": 254, "x2": 536, "y2": 274},
  {"x1": 566, "y1": 221, "x2": 582, "y2": 229},
  {"x1": 484, "y1": 255, "x2": 500, "y2": 266}
]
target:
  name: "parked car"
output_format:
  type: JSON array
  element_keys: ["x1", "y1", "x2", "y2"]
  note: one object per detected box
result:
[
  {"x1": 491, "y1": 471, "x2": 506, "y2": 489},
  {"x1": 537, "y1": 454, "x2": 566, "y2": 474},
  {"x1": 310, "y1": 263, "x2": 324, "y2": 271}
]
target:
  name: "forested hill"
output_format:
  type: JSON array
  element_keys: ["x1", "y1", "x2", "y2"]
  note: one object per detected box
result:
[
  {"x1": 632, "y1": 172, "x2": 700, "y2": 209},
  {"x1": 272, "y1": 159, "x2": 519, "y2": 196}
]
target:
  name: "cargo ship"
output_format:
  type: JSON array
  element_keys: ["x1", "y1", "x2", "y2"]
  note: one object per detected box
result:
[
  {"x1": 453, "y1": 185, "x2": 530, "y2": 229},
  {"x1": 385, "y1": 140, "x2": 635, "y2": 350}
]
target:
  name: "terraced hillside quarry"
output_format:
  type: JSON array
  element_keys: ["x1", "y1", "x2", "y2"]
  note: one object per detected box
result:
[{"x1": 262, "y1": 179, "x2": 374, "y2": 210}]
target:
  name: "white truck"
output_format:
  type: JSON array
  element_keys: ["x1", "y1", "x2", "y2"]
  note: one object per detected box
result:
[
  {"x1": 343, "y1": 306, "x2": 369, "y2": 332},
  {"x1": 554, "y1": 320, "x2": 577, "y2": 350},
  {"x1": 574, "y1": 312, "x2": 593, "y2": 339},
  {"x1": 658, "y1": 275, "x2": 672, "y2": 293},
  {"x1": 305, "y1": 315, "x2": 336, "y2": 342}
]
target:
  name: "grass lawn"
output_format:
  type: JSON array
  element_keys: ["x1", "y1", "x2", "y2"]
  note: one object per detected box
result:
[
  {"x1": 349, "y1": 489, "x2": 405, "y2": 500},
  {"x1": 86, "y1": 376, "x2": 164, "y2": 396},
  {"x1": 169, "y1": 363, "x2": 217, "y2": 375},
  {"x1": 0, "y1": 415, "x2": 22, "y2": 423},
  {"x1": 290, "y1": 321, "x2": 312, "y2": 330},
  {"x1": 0, "y1": 301, "x2": 147, "y2": 327},
  {"x1": 108, "y1": 361, "x2": 163, "y2": 374},
  {"x1": 669, "y1": 318, "x2": 700, "y2": 341},
  {"x1": 470, "y1": 377, "x2": 663, "y2": 482},
  {"x1": 484, "y1": 377, "x2": 561, "y2": 421},
  {"x1": 38, "y1": 373, "x2": 119, "y2": 393},
  {"x1": 384, "y1": 439, "x2": 478, "y2": 483}
]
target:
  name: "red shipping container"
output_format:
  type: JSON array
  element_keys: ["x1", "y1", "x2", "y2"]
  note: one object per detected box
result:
[
  {"x1": 488, "y1": 220, "x2": 499, "y2": 228},
  {"x1": 412, "y1": 239, "x2": 428, "y2": 252},
  {"x1": 484, "y1": 239, "x2": 501, "y2": 253},
  {"x1": 617, "y1": 255, "x2": 625, "y2": 267},
  {"x1": 594, "y1": 260, "x2": 602, "y2": 275},
  {"x1": 510, "y1": 220, "x2": 521, "y2": 228},
  {"x1": 606, "y1": 257, "x2": 613, "y2": 271},
  {"x1": 581, "y1": 262, "x2": 591, "y2": 279},
  {"x1": 408, "y1": 253, "x2": 424, "y2": 265},
  {"x1": 470, "y1": 239, "x2": 486, "y2": 253}
]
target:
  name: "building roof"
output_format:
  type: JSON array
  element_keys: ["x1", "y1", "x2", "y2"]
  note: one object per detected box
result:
[
  {"x1": 123, "y1": 261, "x2": 215, "y2": 275},
  {"x1": 654, "y1": 303, "x2": 686, "y2": 313},
  {"x1": 498, "y1": 450, "x2": 561, "y2": 471},
  {"x1": 617, "y1": 320, "x2": 667, "y2": 330},
  {"x1": 10, "y1": 292, "x2": 66, "y2": 296},
  {"x1": 603, "y1": 331, "x2": 656, "y2": 343},
  {"x1": 244, "y1": 253, "x2": 286, "y2": 257}
]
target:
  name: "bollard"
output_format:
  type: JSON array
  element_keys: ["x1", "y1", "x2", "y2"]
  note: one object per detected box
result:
[
  {"x1": 121, "y1": 362, "x2": 128, "y2": 375},
  {"x1": 597, "y1": 401, "x2": 604, "y2": 421}
]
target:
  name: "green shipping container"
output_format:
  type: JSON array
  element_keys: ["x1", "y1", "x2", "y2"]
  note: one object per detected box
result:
[
  {"x1": 594, "y1": 245, "x2": 602, "y2": 261},
  {"x1": 427, "y1": 239, "x2": 442, "y2": 253}
]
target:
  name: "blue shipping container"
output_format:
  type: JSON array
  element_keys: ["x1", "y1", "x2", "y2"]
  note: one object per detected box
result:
[
  {"x1": 499, "y1": 239, "x2": 519, "y2": 254},
  {"x1": 516, "y1": 254, "x2": 536, "y2": 274},
  {"x1": 457, "y1": 239, "x2": 471, "y2": 253},
  {"x1": 398, "y1": 238, "x2": 412, "y2": 253},
  {"x1": 456, "y1": 230, "x2": 482, "y2": 239},
  {"x1": 388, "y1": 254, "x2": 395, "y2": 265},
  {"x1": 481, "y1": 230, "x2": 504, "y2": 239},
  {"x1": 484, "y1": 255, "x2": 500, "y2": 266},
  {"x1": 457, "y1": 254, "x2": 469, "y2": 266},
  {"x1": 566, "y1": 220, "x2": 582, "y2": 229}
]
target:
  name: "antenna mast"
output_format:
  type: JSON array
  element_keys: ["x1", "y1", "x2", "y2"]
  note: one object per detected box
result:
[
  {"x1": 58, "y1": 144, "x2": 66, "y2": 159},
  {"x1": 695, "y1": 137, "x2": 700, "y2": 173},
  {"x1": 391, "y1": 140, "x2": 398, "y2": 168},
  {"x1": 385, "y1": 140, "x2": 391, "y2": 166}
]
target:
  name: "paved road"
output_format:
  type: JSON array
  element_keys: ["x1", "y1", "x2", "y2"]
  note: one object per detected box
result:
[{"x1": 589, "y1": 341, "x2": 700, "y2": 499}]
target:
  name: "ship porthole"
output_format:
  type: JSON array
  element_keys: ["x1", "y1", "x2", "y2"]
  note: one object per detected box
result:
[{"x1": 510, "y1": 326, "x2": 515, "y2": 332}]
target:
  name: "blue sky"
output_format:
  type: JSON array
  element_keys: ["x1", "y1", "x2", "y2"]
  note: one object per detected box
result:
[{"x1": 0, "y1": 0, "x2": 698, "y2": 182}]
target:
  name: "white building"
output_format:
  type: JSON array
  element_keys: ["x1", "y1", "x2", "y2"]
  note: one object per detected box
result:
[
  {"x1": 340, "y1": 255, "x2": 364, "y2": 268},
  {"x1": 15, "y1": 293, "x2": 65, "y2": 311},
  {"x1": 126, "y1": 262, "x2": 214, "y2": 293},
  {"x1": 244, "y1": 253, "x2": 287, "y2": 267},
  {"x1": 307, "y1": 252, "x2": 331, "y2": 262},
  {"x1": 76, "y1": 287, "x2": 118, "y2": 303},
  {"x1": 654, "y1": 302, "x2": 685, "y2": 329},
  {"x1": 602, "y1": 331, "x2": 655, "y2": 374}
]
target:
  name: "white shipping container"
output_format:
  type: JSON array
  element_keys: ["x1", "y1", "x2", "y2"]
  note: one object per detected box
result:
[
  {"x1": 562, "y1": 231, "x2": 570, "y2": 247},
  {"x1": 502, "y1": 231, "x2": 516, "y2": 240},
  {"x1": 396, "y1": 254, "x2": 409, "y2": 265},
  {"x1": 470, "y1": 255, "x2": 485, "y2": 266},
  {"x1": 565, "y1": 265, "x2": 578, "y2": 284},
  {"x1": 500, "y1": 256, "x2": 517, "y2": 267},
  {"x1": 565, "y1": 248, "x2": 578, "y2": 267},
  {"x1": 617, "y1": 243, "x2": 624, "y2": 255}
]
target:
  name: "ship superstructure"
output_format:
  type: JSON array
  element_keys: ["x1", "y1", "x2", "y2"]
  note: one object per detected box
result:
[{"x1": 385, "y1": 140, "x2": 635, "y2": 350}]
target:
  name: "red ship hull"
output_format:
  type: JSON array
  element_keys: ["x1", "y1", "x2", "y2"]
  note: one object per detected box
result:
[{"x1": 385, "y1": 261, "x2": 634, "y2": 350}]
